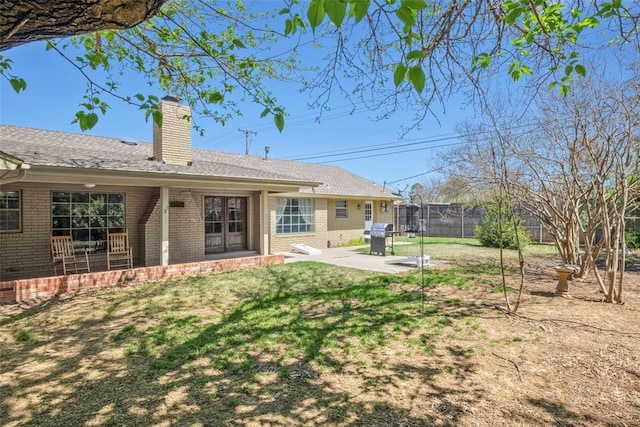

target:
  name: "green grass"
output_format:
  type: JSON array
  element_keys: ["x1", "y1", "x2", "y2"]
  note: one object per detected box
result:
[
  {"x1": 96, "y1": 262, "x2": 485, "y2": 377},
  {"x1": 338, "y1": 237, "x2": 367, "y2": 247},
  {"x1": 0, "y1": 245, "x2": 573, "y2": 426},
  {"x1": 15, "y1": 329, "x2": 37, "y2": 342},
  {"x1": 122, "y1": 263, "x2": 452, "y2": 372},
  {"x1": 356, "y1": 236, "x2": 558, "y2": 263}
]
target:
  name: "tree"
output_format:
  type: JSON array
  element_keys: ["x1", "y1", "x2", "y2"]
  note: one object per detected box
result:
[
  {"x1": 444, "y1": 71, "x2": 640, "y2": 303},
  {"x1": 0, "y1": 1, "x2": 166, "y2": 51},
  {"x1": 475, "y1": 203, "x2": 530, "y2": 250},
  {"x1": 408, "y1": 183, "x2": 429, "y2": 203},
  {"x1": 1, "y1": 1, "x2": 639, "y2": 132}
]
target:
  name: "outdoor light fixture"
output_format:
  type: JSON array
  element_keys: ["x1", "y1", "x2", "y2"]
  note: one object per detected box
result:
[
  {"x1": 381, "y1": 201, "x2": 387, "y2": 211},
  {"x1": 83, "y1": 183, "x2": 96, "y2": 188},
  {"x1": 357, "y1": 203, "x2": 361, "y2": 210}
]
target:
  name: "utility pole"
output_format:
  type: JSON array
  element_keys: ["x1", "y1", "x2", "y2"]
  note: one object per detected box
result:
[{"x1": 238, "y1": 129, "x2": 257, "y2": 155}]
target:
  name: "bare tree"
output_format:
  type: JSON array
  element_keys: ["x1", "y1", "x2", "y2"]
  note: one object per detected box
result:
[{"x1": 444, "y1": 71, "x2": 640, "y2": 303}]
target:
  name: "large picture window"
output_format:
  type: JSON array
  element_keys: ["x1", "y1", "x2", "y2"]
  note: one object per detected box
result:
[
  {"x1": 52, "y1": 192, "x2": 125, "y2": 250},
  {"x1": 0, "y1": 190, "x2": 21, "y2": 232},
  {"x1": 276, "y1": 198, "x2": 314, "y2": 234}
]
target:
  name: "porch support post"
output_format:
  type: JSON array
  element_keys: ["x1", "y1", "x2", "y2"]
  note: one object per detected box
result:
[
  {"x1": 160, "y1": 186, "x2": 170, "y2": 266},
  {"x1": 260, "y1": 190, "x2": 270, "y2": 255}
]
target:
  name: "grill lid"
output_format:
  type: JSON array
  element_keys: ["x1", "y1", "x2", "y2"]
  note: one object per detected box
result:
[{"x1": 371, "y1": 223, "x2": 393, "y2": 237}]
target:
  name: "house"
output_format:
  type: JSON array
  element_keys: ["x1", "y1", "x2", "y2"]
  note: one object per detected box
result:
[{"x1": 0, "y1": 96, "x2": 399, "y2": 285}]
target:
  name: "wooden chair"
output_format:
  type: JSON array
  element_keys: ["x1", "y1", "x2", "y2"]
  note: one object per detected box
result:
[
  {"x1": 51, "y1": 235, "x2": 91, "y2": 275},
  {"x1": 107, "y1": 231, "x2": 133, "y2": 270}
]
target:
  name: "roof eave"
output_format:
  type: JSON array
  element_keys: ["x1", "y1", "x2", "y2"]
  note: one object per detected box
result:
[{"x1": 21, "y1": 165, "x2": 322, "y2": 191}]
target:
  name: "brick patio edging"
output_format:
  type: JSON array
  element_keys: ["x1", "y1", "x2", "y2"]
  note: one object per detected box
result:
[{"x1": 0, "y1": 255, "x2": 284, "y2": 303}]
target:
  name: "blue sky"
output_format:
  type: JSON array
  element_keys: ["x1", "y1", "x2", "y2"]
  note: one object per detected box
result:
[{"x1": 0, "y1": 37, "x2": 472, "y2": 194}]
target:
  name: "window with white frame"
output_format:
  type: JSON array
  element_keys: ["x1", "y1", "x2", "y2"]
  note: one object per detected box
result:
[
  {"x1": 276, "y1": 198, "x2": 314, "y2": 234},
  {"x1": 0, "y1": 190, "x2": 21, "y2": 232},
  {"x1": 335, "y1": 200, "x2": 348, "y2": 218},
  {"x1": 51, "y1": 192, "x2": 125, "y2": 250}
]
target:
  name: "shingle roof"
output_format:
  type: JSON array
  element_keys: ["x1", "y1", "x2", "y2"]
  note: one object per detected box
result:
[{"x1": 0, "y1": 124, "x2": 397, "y2": 198}]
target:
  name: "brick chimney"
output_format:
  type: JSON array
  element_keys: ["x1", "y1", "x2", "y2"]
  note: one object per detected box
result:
[{"x1": 153, "y1": 95, "x2": 192, "y2": 165}]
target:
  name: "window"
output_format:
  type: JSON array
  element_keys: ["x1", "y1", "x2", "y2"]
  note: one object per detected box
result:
[
  {"x1": 335, "y1": 200, "x2": 348, "y2": 218},
  {"x1": 0, "y1": 190, "x2": 21, "y2": 232},
  {"x1": 52, "y1": 192, "x2": 125, "y2": 250},
  {"x1": 227, "y1": 197, "x2": 246, "y2": 233},
  {"x1": 276, "y1": 198, "x2": 314, "y2": 234},
  {"x1": 365, "y1": 201, "x2": 372, "y2": 222}
]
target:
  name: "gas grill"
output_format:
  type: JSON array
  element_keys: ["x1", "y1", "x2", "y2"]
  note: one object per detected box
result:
[{"x1": 370, "y1": 223, "x2": 396, "y2": 256}]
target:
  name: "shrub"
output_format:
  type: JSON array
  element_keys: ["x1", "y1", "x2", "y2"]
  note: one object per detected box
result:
[
  {"x1": 475, "y1": 205, "x2": 530, "y2": 249},
  {"x1": 626, "y1": 230, "x2": 640, "y2": 249},
  {"x1": 338, "y1": 237, "x2": 367, "y2": 247}
]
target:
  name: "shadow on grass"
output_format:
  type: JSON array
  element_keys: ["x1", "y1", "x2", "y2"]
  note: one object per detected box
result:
[
  {"x1": 0, "y1": 262, "x2": 602, "y2": 426},
  {"x1": 525, "y1": 398, "x2": 598, "y2": 427}
]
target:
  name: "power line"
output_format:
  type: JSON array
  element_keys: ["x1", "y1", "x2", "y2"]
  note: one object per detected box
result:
[
  {"x1": 316, "y1": 141, "x2": 466, "y2": 164},
  {"x1": 289, "y1": 117, "x2": 560, "y2": 164},
  {"x1": 290, "y1": 134, "x2": 463, "y2": 161}
]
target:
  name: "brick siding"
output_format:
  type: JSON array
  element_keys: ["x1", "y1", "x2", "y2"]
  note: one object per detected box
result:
[
  {"x1": 0, "y1": 183, "x2": 156, "y2": 280},
  {"x1": 269, "y1": 197, "x2": 330, "y2": 253},
  {"x1": 0, "y1": 254, "x2": 284, "y2": 303},
  {"x1": 152, "y1": 101, "x2": 192, "y2": 165},
  {"x1": 268, "y1": 198, "x2": 394, "y2": 251}
]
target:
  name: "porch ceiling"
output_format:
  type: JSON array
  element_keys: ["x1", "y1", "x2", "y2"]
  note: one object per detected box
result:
[{"x1": 21, "y1": 166, "x2": 320, "y2": 193}]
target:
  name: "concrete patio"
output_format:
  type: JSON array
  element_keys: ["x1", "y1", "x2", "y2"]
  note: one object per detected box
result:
[{"x1": 281, "y1": 245, "x2": 432, "y2": 274}]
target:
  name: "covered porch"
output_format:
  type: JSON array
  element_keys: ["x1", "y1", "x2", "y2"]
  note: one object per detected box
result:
[{"x1": 0, "y1": 160, "x2": 319, "y2": 289}]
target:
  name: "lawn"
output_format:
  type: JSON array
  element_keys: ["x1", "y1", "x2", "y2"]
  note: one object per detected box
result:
[{"x1": 1, "y1": 240, "x2": 639, "y2": 426}]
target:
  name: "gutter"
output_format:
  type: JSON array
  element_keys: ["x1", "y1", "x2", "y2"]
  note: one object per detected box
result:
[
  {"x1": 22, "y1": 165, "x2": 321, "y2": 190},
  {"x1": 0, "y1": 163, "x2": 31, "y2": 185}
]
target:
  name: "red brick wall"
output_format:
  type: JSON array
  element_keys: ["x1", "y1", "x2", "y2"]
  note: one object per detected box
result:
[{"x1": 0, "y1": 255, "x2": 284, "y2": 304}]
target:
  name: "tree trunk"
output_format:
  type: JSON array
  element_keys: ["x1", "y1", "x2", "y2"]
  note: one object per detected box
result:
[{"x1": 0, "y1": 0, "x2": 166, "y2": 51}]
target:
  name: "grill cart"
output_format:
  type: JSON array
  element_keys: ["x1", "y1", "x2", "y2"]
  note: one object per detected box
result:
[{"x1": 370, "y1": 223, "x2": 396, "y2": 256}]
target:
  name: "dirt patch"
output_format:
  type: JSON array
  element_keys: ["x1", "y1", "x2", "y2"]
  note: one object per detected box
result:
[{"x1": 1, "y1": 263, "x2": 639, "y2": 426}]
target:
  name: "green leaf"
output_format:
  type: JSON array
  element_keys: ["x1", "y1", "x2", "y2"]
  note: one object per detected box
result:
[
  {"x1": 396, "y1": 6, "x2": 415, "y2": 27},
  {"x1": 85, "y1": 112, "x2": 99, "y2": 130},
  {"x1": 560, "y1": 84, "x2": 571, "y2": 96},
  {"x1": 575, "y1": 64, "x2": 586, "y2": 77},
  {"x1": 547, "y1": 81, "x2": 557, "y2": 91},
  {"x1": 307, "y1": 0, "x2": 325, "y2": 31},
  {"x1": 152, "y1": 110, "x2": 163, "y2": 128},
  {"x1": 394, "y1": 63, "x2": 407, "y2": 87},
  {"x1": 274, "y1": 112, "x2": 285, "y2": 132},
  {"x1": 406, "y1": 49, "x2": 425, "y2": 60},
  {"x1": 504, "y1": 7, "x2": 523, "y2": 25},
  {"x1": 279, "y1": 8, "x2": 290, "y2": 15},
  {"x1": 401, "y1": 0, "x2": 428, "y2": 10},
  {"x1": 351, "y1": 0, "x2": 370, "y2": 23},
  {"x1": 260, "y1": 108, "x2": 270, "y2": 118},
  {"x1": 74, "y1": 111, "x2": 99, "y2": 131},
  {"x1": 407, "y1": 65, "x2": 425, "y2": 93},
  {"x1": 207, "y1": 91, "x2": 224, "y2": 103},
  {"x1": 325, "y1": 0, "x2": 347, "y2": 27},
  {"x1": 285, "y1": 19, "x2": 293, "y2": 35},
  {"x1": 9, "y1": 77, "x2": 27, "y2": 93},
  {"x1": 232, "y1": 39, "x2": 246, "y2": 49}
]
